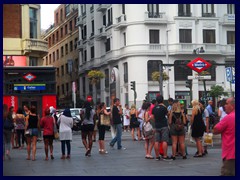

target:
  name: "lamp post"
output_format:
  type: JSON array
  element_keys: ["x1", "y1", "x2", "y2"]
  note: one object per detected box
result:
[{"x1": 166, "y1": 29, "x2": 171, "y2": 98}]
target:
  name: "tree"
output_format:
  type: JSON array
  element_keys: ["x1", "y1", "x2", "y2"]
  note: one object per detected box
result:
[
  {"x1": 209, "y1": 85, "x2": 228, "y2": 99},
  {"x1": 151, "y1": 71, "x2": 169, "y2": 83},
  {"x1": 87, "y1": 70, "x2": 105, "y2": 105}
]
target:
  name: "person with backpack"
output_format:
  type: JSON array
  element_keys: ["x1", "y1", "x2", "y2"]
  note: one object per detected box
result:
[
  {"x1": 3, "y1": 104, "x2": 14, "y2": 160},
  {"x1": 169, "y1": 101, "x2": 187, "y2": 160}
]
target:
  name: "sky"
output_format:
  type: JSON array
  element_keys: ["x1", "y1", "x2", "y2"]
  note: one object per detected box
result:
[{"x1": 40, "y1": 4, "x2": 60, "y2": 30}]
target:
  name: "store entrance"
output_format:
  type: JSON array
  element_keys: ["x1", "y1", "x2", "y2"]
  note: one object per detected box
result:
[{"x1": 20, "y1": 96, "x2": 42, "y2": 117}]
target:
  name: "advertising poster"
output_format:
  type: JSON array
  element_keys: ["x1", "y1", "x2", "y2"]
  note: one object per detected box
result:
[{"x1": 3, "y1": 56, "x2": 27, "y2": 67}]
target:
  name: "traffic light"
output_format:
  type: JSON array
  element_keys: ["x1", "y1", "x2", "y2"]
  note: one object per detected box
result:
[
  {"x1": 186, "y1": 80, "x2": 192, "y2": 89},
  {"x1": 130, "y1": 81, "x2": 136, "y2": 91}
]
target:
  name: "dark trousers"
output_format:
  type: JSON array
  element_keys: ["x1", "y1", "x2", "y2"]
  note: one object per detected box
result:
[
  {"x1": 221, "y1": 159, "x2": 235, "y2": 176},
  {"x1": 61, "y1": 140, "x2": 71, "y2": 155},
  {"x1": 16, "y1": 129, "x2": 25, "y2": 147}
]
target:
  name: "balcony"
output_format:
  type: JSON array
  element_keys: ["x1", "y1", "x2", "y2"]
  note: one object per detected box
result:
[
  {"x1": 115, "y1": 14, "x2": 127, "y2": 30},
  {"x1": 22, "y1": 39, "x2": 48, "y2": 56},
  {"x1": 144, "y1": 12, "x2": 167, "y2": 24},
  {"x1": 77, "y1": 40, "x2": 84, "y2": 51},
  {"x1": 76, "y1": 16, "x2": 86, "y2": 27},
  {"x1": 96, "y1": 4, "x2": 109, "y2": 12},
  {"x1": 95, "y1": 26, "x2": 107, "y2": 41},
  {"x1": 202, "y1": 13, "x2": 216, "y2": 17},
  {"x1": 220, "y1": 14, "x2": 235, "y2": 26}
]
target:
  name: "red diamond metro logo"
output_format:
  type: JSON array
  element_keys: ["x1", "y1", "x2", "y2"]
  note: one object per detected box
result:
[
  {"x1": 23, "y1": 73, "x2": 36, "y2": 82},
  {"x1": 187, "y1": 57, "x2": 212, "y2": 73}
]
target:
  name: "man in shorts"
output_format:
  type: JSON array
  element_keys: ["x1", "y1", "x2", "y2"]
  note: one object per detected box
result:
[{"x1": 152, "y1": 95, "x2": 172, "y2": 161}]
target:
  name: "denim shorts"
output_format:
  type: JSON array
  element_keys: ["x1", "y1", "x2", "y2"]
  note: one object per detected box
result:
[{"x1": 29, "y1": 128, "x2": 38, "y2": 137}]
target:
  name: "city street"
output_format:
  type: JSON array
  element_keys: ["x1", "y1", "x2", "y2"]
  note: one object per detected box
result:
[{"x1": 3, "y1": 130, "x2": 222, "y2": 176}]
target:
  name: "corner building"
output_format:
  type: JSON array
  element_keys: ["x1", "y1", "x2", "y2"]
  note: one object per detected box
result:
[{"x1": 77, "y1": 4, "x2": 235, "y2": 107}]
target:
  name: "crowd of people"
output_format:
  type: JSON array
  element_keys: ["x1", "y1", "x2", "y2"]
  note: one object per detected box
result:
[{"x1": 3, "y1": 96, "x2": 235, "y2": 176}]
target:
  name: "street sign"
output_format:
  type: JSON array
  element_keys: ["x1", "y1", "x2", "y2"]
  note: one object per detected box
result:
[
  {"x1": 187, "y1": 57, "x2": 212, "y2": 73},
  {"x1": 226, "y1": 67, "x2": 235, "y2": 84},
  {"x1": 86, "y1": 95, "x2": 92, "y2": 102},
  {"x1": 188, "y1": 75, "x2": 211, "y2": 80},
  {"x1": 23, "y1": 73, "x2": 36, "y2": 82}
]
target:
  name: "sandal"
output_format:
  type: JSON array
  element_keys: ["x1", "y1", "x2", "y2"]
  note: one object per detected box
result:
[
  {"x1": 193, "y1": 154, "x2": 203, "y2": 158},
  {"x1": 85, "y1": 149, "x2": 90, "y2": 156}
]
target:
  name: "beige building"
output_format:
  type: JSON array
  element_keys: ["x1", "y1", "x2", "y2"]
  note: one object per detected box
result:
[
  {"x1": 42, "y1": 4, "x2": 79, "y2": 108},
  {"x1": 3, "y1": 4, "x2": 48, "y2": 65}
]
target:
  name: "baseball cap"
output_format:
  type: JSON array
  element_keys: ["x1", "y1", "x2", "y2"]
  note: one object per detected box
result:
[{"x1": 179, "y1": 100, "x2": 184, "y2": 104}]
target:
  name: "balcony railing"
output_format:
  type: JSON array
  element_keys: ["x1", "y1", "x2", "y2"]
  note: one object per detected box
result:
[
  {"x1": 22, "y1": 39, "x2": 48, "y2": 55},
  {"x1": 76, "y1": 16, "x2": 86, "y2": 27},
  {"x1": 77, "y1": 40, "x2": 84, "y2": 51},
  {"x1": 95, "y1": 26, "x2": 107, "y2": 40},
  {"x1": 220, "y1": 14, "x2": 235, "y2": 25},
  {"x1": 178, "y1": 12, "x2": 192, "y2": 17},
  {"x1": 144, "y1": 12, "x2": 167, "y2": 24},
  {"x1": 96, "y1": 4, "x2": 109, "y2": 12},
  {"x1": 115, "y1": 14, "x2": 127, "y2": 30},
  {"x1": 202, "y1": 13, "x2": 216, "y2": 17}
]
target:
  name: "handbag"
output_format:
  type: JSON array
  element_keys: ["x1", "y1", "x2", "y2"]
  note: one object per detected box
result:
[
  {"x1": 203, "y1": 132, "x2": 213, "y2": 146},
  {"x1": 100, "y1": 114, "x2": 110, "y2": 126},
  {"x1": 143, "y1": 122, "x2": 154, "y2": 139}
]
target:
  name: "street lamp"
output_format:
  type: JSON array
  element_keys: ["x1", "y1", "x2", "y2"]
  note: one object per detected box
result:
[{"x1": 193, "y1": 47, "x2": 205, "y2": 54}]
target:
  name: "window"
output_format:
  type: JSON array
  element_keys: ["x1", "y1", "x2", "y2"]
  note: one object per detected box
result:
[
  {"x1": 89, "y1": 83, "x2": 93, "y2": 93},
  {"x1": 29, "y1": 57, "x2": 38, "y2": 66},
  {"x1": 65, "y1": 63, "x2": 68, "y2": 74},
  {"x1": 83, "y1": 50, "x2": 87, "y2": 63},
  {"x1": 69, "y1": 20, "x2": 72, "y2": 32},
  {"x1": 75, "y1": 38, "x2": 78, "y2": 49},
  {"x1": 203, "y1": 30, "x2": 215, "y2": 43},
  {"x1": 53, "y1": 52, "x2": 55, "y2": 62},
  {"x1": 61, "y1": 84, "x2": 64, "y2": 95},
  {"x1": 60, "y1": 9, "x2": 63, "y2": 21},
  {"x1": 52, "y1": 34, "x2": 55, "y2": 44},
  {"x1": 179, "y1": 29, "x2": 192, "y2": 43},
  {"x1": 90, "y1": 4, "x2": 94, "y2": 12},
  {"x1": 202, "y1": 4, "x2": 215, "y2": 17},
  {"x1": 147, "y1": 4, "x2": 159, "y2": 17},
  {"x1": 227, "y1": 31, "x2": 235, "y2": 44},
  {"x1": 91, "y1": 46, "x2": 95, "y2": 59},
  {"x1": 174, "y1": 60, "x2": 192, "y2": 81},
  {"x1": 83, "y1": 25, "x2": 87, "y2": 40},
  {"x1": 81, "y1": 4, "x2": 86, "y2": 16},
  {"x1": 61, "y1": 27, "x2": 63, "y2": 38},
  {"x1": 147, "y1": 60, "x2": 161, "y2": 81},
  {"x1": 104, "y1": 69, "x2": 109, "y2": 89},
  {"x1": 75, "y1": 58, "x2": 79, "y2": 72},
  {"x1": 122, "y1": 4, "x2": 125, "y2": 14},
  {"x1": 65, "y1": 4, "x2": 70, "y2": 17},
  {"x1": 105, "y1": 38, "x2": 111, "y2": 52},
  {"x1": 65, "y1": 44, "x2": 68, "y2": 55},
  {"x1": 123, "y1": 32, "x2": 126, "y2": 46},
  {"x1": 48, "y1": 37, "x2": 51, "y2": 47},
  {"x1": 57, "y1": 68, "x2": 59, "y2": 76},
  {"x1": 57, "y1": 86, "x2": 60, "y2": 96},
  {"x1": 82, "y1": 76, "x2": 86, "y2": 94},
  {"x1": 49, "y1": 54, "x2": 52, "y2": 64},
  {"x1": 70, "y1": 41, "x2": 73, "y2": 52},
  {"x1": 149, "y1": 30, "x2": 159, "y2": 44},
  {"x1": 107, "y1": 8, "x2": 113, "y2": 26},
  {"x1": 46, "y1": 56, "x2": 48, "y2": 65},
  {"x1": 178, "y1": 4, "x2": 191, "y2": 17},
  {"x1": 57, "y1": 49, "x2": 59, "y2": 60},
  {"x1": 61, "y1": 46, "x2": 64, "y2": 57},
  {"x1": 91, "y1": 20, "x2": 94, "y2": 36},
  {"x1": 66, "y1": 83, "x2": 69, "y2": 94},
  {"x1": 56, "y1": 31, "x2": 59, "y2": 42},
  {"x1": 61, "y1": 65, "x2": 64, "y2": 76},
  {"x1": 29, "y1": 8, "x2": 37, "y2": 38},
  {"x1": 56, "y1": 13, "x2": 59, "y2": 24},
  {"x1": 103, "y1": 14, "x2": 106, "y2": 26},
  {"x1": 123, "y1": 62, "x2": 128, "y2": 83},
  {"x1": 65, "y1": 24, "x2": 68, "y2": 35},
  {"x1": 74, "y1": 16, "x2": 77, "y2": 27},
  {"x1": 227, "y1": 4, "x2": 235, "y2": 14}
]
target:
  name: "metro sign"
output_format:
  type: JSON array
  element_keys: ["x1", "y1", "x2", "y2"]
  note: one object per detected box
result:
[
  {"x1": 23, "y1": 73, "x2": 36, "y2": 82},
  {"x1": 187, "y1": 57, "x2": 212, "y2": 73}
]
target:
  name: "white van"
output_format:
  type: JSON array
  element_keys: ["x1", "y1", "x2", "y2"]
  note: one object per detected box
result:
[{"x1": 70, "y1": 108, "x2": 82, "y2": 120}]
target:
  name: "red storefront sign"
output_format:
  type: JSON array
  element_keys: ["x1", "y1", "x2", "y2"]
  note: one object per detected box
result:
[
  {"x1": 42, "y1": 95, "x2": 57, "y2": 116},
  {"x1": 3, "y1": 96, "x2": 18, "y2": 112},
  {"x1": 187, "y1": 57, "x2": 212, "y2": 73}
]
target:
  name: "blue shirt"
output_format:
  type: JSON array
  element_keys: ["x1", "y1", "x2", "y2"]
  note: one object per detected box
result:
[{"x1": 206, "y1": 105, "x2": 214, "y2": 116}]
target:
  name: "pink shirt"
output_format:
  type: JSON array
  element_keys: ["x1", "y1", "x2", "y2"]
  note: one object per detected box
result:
[
  {"x1": 40, "y1": 116, "x2": 54, "y2": 136},
  {"x1": 149, "y1": 104, "x2": 155, "y2": 115},
  {"x1": 214, "y1": 111, "x2": 235, "y2": 160}
]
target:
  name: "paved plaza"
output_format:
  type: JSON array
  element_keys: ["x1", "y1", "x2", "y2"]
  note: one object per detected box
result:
[{"x1": 3, "y1": 131, "x2": 222, "y2": 176}]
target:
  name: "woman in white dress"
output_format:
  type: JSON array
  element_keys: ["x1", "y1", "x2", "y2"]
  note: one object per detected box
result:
[
  {"x1": 58, "y1": 108, "x2": 73, "y2": 159},
  {"x1": 123, "y1": 104, "x2": 130, "y2": 132},
  {"x1": 218, "y1": 99, "x2": 227, "y2": 121}
]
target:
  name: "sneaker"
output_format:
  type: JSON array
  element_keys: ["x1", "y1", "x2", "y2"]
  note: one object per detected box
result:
[
  {"x1": 118, "y1": 147, "x2": 126, "y2": 150},
  {"x1": 109, "y1": 143, "x2": 114, "y2": 148},
  {"x1": 155, "y1": 156, "x2": 161, "y2": 161},
  {"x1": 171, "y1": 156, "x2": 176, "y2": 160},
  {"x1": 162, "y1": 156, "x2": 173, "y2": 161},
  {"x1": 101, "y1": 150, "x2": 108, "y2": 154}
]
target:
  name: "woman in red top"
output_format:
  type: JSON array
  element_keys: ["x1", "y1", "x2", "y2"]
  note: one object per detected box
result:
[{"x1": 40, "y1": 108, "x2": 55, "y2": 160}]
